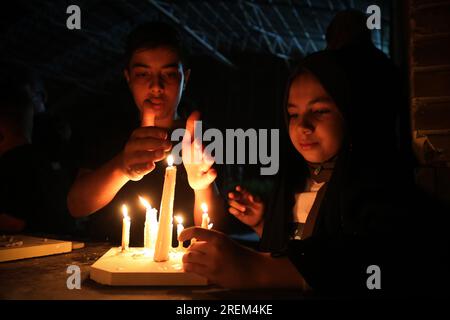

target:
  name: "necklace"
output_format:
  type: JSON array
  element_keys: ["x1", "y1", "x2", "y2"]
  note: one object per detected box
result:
[
  {"x1": 307, "y1": 158, "x2": 336, "y2": 183},
  {"x1": 313, "y1": 165, "x2": 323, "y2": 176}
]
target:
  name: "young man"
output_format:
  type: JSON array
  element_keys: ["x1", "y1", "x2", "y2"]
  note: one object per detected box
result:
[{"x1": 67, "y1": 22, "x2": 225, "y2": 244}]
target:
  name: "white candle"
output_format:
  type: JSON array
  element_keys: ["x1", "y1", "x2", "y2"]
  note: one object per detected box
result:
[
  {"x1": 191, "y1": 203, "x2": 211, "y2": 245},
  {"x1": 154, "y1": 155, "x2": 176, "y2": 262},
  {"x1": 121, "y1": 204, "x2": 131, "y2": 252},
  {"x1": 139, "y1": 196, "x2": 158, "y2": 251},
  {"x1": 201, "y1": 203, "x2": 210, "y2": 229},
  {"x1": 141, "y1": 107, "x2": 155, "y2": 127},
  {"x1": 175, "y1": 215, "x2": 184, "y2": 249}
]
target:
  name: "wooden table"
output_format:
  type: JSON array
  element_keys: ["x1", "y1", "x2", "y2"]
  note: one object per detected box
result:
[{"x1": 0, "y1": 242, "x2": 304, "y2": 300}]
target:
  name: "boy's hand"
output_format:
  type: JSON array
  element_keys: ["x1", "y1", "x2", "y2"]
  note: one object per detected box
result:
[
  {"x1": 179, "y1": 227, "x2": 261, "y2": 289},
  {"x1": 121, "y1": 126, "x2": 172, "y2": 181},
  {"x1": 182, "y1": 111, "x2": 217, "y2": 190},
  {"x1": 228, "y1": 185, "x2": 264, "y2": 237}
]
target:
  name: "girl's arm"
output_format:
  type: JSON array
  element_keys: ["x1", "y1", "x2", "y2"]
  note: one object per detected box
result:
[{"x1": 179, "y1": 227, "x2": 310, "y2": 290}]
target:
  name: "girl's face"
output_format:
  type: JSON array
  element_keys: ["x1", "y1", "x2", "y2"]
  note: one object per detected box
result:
[{"x1": 287, "y1": 72, "x2": 345, "y2": 163}]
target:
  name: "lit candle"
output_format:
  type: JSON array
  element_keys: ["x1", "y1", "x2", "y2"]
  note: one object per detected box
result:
[
  {"x1": 139, "y1": 196, "x2": 158, "y2": 251},
  {"x1": 201, "y1": 203, "x2": 210, "y2": 229},
  {"x1": 154, "y1": 155, "x2": 177, "y2": 262},
  {"x1": 121, "y1": 204, "x2": 131, "y2": 252},
  {"x1": 175, "y1": 215, "x2": 184, "y2": 249},
  {"x1": 191, "y1": 203, "x2": 211, "y2": 245}
]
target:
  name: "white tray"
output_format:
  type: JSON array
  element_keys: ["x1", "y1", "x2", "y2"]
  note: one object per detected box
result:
[
  {"x1": 0, "y1": 235, "x2": 72, "y2": 262},
  {"x1": 90, "y1": 247, "x2": 207, "y2": 286}
]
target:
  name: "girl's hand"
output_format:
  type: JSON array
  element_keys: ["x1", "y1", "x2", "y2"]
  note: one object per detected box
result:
[
  {"x1": 228, "y1": 185, "x2": 264, "y2": 237},
  {"x1": 179, "y1": 227, "x2": 263, "y2": 289},
  {"x1": 182, "y1": 111, "x2": 217, "y2": 190}
]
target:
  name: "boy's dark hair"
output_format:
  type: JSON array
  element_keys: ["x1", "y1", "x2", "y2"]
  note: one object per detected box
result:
[{"x1": 124, "y1": 21, "x2": 189, "y2": 69}]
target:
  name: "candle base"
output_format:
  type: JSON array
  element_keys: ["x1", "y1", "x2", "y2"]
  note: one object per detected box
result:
[{"x1": 90, "y1": 247, "x2": 207, "y2": 286}]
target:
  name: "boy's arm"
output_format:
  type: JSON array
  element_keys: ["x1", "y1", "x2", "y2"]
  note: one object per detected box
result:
[
  {"x1": 67, "y1": 126, "x2": 170, "y2": 218},
  {"x1": 67, "y1": 154, "x2": 130, "y2": 218}
]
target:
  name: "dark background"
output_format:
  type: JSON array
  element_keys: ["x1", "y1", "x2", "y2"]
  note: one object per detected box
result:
[
  {"x1": 2, "y1": 1, "x2": 448, "y2": 226},
  {"x1": 0, "y1": 0, "x2": 392, "y2": 178}
]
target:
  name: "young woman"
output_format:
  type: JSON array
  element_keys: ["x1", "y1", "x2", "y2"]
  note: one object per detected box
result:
[{"x1": 179, "y1": 50, "x2": 448, "y2": 296}]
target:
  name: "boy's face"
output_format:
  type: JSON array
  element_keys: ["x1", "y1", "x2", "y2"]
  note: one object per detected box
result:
[
  {"x1": 287, "y1": 72, "x2": 345, "y2": 163},
  {"x1": 124, "y1": 46, "x2": 190, "y2": 123}
]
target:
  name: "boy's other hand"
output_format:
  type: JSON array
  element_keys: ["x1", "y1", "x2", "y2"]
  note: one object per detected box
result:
[{"x1": 182, "y1": 111, "x2": 217, "y2": 190}]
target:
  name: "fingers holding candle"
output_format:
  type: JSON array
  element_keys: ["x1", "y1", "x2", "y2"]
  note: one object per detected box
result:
[
  {"x1": 179, "y1": 227, "x2": 258, "y2": 288},
  {"x1": 121, "y1": 126, "x2": 171, "y2": 181},
  {"x1": 178, "y1": 226, "x2": 222, "y2": 243},
  {"x1": 183, "y1": 240, "x2": 211, "y2": 277},
  {"x1": 182, "y1": 248, "x2": 208, "y2": 275},
  {"x1": 182, "y1": 261, "x2": 209, "y2": 277},
  {"x1": 124, "y1": 157, "x2": 157, "y2": 181},
  {"x1": 179, "y1": 227, "x2": 221, "y2": 261}
]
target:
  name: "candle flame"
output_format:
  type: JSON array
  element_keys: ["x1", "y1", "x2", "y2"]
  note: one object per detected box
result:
[
  {"x1": 167, "y1": 154, "x2": 174, "y2": 166},
  {"x1": 122, "y1": 204, "x2": 129, "y2": 219},
  {"x1": 201, "y1": 202, "x2": 208, "y2": 213},
  {"x1": 138, "y1": 196, "x2": 151, "y2": 209},
  {"x1": 175, "y1": 215, "x2": 183, "y2": 225}
]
